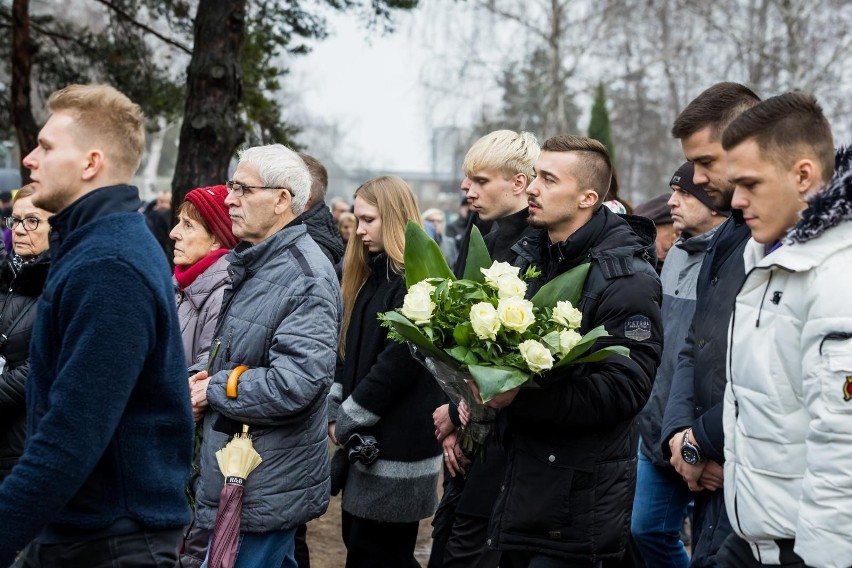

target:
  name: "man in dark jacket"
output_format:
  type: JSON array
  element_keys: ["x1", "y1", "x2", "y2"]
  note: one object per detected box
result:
[
  {"x1": 429, "y1": 129, "x2": 541, "y2": 568},
  {"x1": 659, "y1": 82, "x2": 759, "y2": 567},
  {"x1": 298, "y1": 153, "x2": 345, "y2": 273},
  {"x1": 632, "y1": 162, "x2": 727, "y2": 567},
  {"x1": 480, "y1": 135, "x2": 663, "y2": 567},
  {"x1": 0, "y1": 84, "x2": 193, "y2": 567}
]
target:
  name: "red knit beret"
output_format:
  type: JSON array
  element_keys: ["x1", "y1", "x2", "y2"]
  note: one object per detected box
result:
[{"x1": 184, "y1": 185, "x2": 238, "y2": 249}]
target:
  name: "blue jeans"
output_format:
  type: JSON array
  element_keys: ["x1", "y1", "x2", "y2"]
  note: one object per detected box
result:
[
  {"x1": 200, "y1": 528, "x2": 297, "y2": 568},
  {"x1": 631, "y1": 450, "x2": 692, "y2": 568}
]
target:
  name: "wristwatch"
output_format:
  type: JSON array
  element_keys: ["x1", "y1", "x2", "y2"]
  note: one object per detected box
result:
[{"x1": 681, "y1": 429, "x2": 704, "y2": 465}]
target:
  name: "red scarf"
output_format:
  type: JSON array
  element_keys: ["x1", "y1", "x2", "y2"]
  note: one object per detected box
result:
[{"x1": 174, "y1": 248, "x2": 229, "y2": 291}]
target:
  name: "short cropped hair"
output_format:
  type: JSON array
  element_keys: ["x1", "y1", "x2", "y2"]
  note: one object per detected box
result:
[
  {"x1": 722, "y1": 91, "x2": 835, "y2": 185},
  {"x1": 541, "y1": 135, "x2": 618, "y2": 206},
  {"x1": 463, "y1": 130, "x2": 540, "y2": 181},
  {"x1": 238, "y1": 144, "x2": 311, "y2": 215},
  {"x1": 671, "y1": 82, "x2": 760, "y2": 141},
  {"x1": 298, "y1": 152, "x2": 327, "y2": 203},
  {"x1": 47, "y1": 84, "x2": 146, "y2": 178}
]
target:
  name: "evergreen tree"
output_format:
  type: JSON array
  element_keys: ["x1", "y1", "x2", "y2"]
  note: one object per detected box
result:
[{"x1": 588, "y1": 81, "x2": 616, "y2": 164}]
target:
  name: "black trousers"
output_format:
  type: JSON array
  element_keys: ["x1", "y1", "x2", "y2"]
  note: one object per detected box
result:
[
  {"x1": 294, "y1": 524, "x2": 310, "y2": 568},
  {"x1": 427, "y1": 476, "x2": 464, "y2": 568},
  {"x1": 441, "y1": 513, "x2": 503, "y2": 568},
  {"x1": 14, "y1": 528, "x2": 183, "y2": 568},
  {"x1": 716, "y1": 533, "x2": 810, "y2": 568},
  {"x1": 341, "y1": 510, "x2": 420, "y2": 568}
]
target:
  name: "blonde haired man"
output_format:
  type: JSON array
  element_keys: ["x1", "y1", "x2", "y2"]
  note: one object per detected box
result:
[
  {"x1": 0, "y1": 84, "x2": 193, "y2": 566},
  {"x1": 429, "y1": 129, "x2": 541, "y2": 568}
]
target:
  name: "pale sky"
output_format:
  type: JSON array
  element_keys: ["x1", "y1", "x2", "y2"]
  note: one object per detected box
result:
[{"x1": 289, "y1": 10, "x2": 436, "y2": 173}]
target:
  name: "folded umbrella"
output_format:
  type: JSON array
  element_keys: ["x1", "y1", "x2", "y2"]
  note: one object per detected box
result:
[{"x1": 207, "y1": 366, "x2": 262, "y2": 568}]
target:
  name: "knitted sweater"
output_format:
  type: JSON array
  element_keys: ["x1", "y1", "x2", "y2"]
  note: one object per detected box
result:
[
  {"x1": 329, "y1": 254, "x2": 443, "y2": 523},
  {"x1": 0, "y1": 185, "x2": 193, "y2": 565}
]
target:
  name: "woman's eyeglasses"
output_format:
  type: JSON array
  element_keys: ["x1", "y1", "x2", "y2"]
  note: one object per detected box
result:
[{"x1": 4, "y1": 216, "x2": 40, "y2": 231}]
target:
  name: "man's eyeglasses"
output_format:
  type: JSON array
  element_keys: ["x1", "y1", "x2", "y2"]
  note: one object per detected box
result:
[
  {"x1": 226, "y1": 180, "x2": 293, "y2": 198},
  {"x1": 4, "y1": 216, "x2": 40, "y2": 231}
]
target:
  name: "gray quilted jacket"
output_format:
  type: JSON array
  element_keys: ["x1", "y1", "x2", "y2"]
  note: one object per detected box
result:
[{"x1": 195, "y1": 223, "x2": 342, "y2": 532}]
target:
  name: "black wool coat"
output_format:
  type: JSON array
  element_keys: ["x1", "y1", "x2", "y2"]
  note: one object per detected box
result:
[{"x1": 0, "y1": 252, "x2": 50, "y2": 481}]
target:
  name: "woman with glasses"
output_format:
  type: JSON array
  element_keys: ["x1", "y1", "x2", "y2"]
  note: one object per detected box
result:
[
  {"x1": 328, "y1": 176, "x2": 443, "y2": 568},
  {"x1": 0, "y1": 186, "x2": 52, "y2": 481}
]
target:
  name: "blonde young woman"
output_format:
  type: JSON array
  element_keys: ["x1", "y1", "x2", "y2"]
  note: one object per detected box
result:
[{"x1": 328, "y1": 176, "x2": 443, "y2": 568}]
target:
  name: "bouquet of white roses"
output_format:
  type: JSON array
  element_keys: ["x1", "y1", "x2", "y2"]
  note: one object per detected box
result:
[{"x1": 379, "y1": 222, "x2": 629, "y2": 458}]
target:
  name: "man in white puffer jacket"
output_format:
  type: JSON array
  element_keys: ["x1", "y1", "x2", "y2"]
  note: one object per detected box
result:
[{"x1": 719, "y1": 91, "x2": 852, "y2": 568}]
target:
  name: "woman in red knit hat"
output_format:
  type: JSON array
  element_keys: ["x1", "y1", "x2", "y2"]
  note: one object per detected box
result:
[
  {"x1": 170, "y1": 185, "x2": 238, "y2": 369},
  {"x1": 169, "y1": 184, "x2": 237, "y2": 568}
]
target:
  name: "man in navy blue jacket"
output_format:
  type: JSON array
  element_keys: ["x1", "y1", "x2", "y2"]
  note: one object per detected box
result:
[
  {"x1": 660, "y1": 82, "x2": 759, "y2": 567},
  {"x1": 0, "y1": 84, "x2": 193, "y2": 567}
]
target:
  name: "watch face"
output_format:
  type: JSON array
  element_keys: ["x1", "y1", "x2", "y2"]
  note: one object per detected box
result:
[{"x1": 682, "y1": 446, "x2": 700, "y2": 465}]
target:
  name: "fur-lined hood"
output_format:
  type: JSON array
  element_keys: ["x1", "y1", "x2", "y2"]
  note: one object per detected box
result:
[{"x1": 786, "y1": 146, "x2": 852, "y2": 244}]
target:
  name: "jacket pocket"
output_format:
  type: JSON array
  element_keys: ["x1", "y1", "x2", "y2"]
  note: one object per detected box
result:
[
  {"x1": 817, "y1": 333, "x2": 852, "y2": 414},
  {"x1": 502, "y1": 446, "x2": 579, "y2": 540}
]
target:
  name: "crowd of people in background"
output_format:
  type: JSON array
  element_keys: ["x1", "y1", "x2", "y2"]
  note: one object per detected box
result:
[{"x1": 0, "y1": 79, "x2": 850, "y2": 568}]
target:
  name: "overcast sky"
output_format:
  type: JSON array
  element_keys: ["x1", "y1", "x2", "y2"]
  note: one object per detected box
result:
[{"x1": 289, "y1": 10, "x2": 436, "y2": 173}]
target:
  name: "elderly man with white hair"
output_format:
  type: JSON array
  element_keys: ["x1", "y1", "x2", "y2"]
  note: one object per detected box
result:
[{"x1": 190, "y1": 144, "x2": 342, "y2": 568}]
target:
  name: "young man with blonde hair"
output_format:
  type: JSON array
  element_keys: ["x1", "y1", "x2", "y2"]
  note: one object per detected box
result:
[
  {"x1": 0, "y1": 84, "x2": 193, "y2": 566},
  {"x1": 719, "y1": 92, "x2": 852, "y2": 568},
  {"x1": 429, "y1": 129, "x2": 540, "y2": 568}
]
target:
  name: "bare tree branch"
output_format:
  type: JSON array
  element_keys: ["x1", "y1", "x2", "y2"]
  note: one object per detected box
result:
[{"x1": 92, "y1": 0, "x2": 192, "y2": 54}]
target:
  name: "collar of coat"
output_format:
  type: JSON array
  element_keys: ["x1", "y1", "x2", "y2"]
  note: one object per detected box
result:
[
  {"x1": 227, "y1": 219, "x2": 306, "y2": 280},
  {"x1": 786, "y1": 146, "x2": 852, "y2": 245}
]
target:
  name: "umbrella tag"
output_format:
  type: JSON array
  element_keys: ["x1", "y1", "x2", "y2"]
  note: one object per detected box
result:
[{"x1": 225, "y1": 476, "x2": 246, "y2": 486}]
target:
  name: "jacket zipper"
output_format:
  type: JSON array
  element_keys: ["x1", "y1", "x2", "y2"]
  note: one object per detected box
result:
[{"x1": 754, "y1": 271, "x2": 773, "y2": 328}]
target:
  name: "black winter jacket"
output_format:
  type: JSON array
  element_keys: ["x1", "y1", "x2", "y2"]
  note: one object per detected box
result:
[
  {"x1": 659, "y1": 211, "x2": 750, "y2": 567},
  {"x1": 301, "y1": 201, "x2": 345, "y2": 269},
  {"x1": 489, "y1": 207, "x2": 663, "y2": 562},
  {"x1": 0, "y1": 252, "x2": 50, "y2": 480}
]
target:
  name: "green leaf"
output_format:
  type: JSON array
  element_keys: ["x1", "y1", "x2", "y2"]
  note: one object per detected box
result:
[
  {"x1": 448, "y1": 346, "x2": 479, "y2": 365},
  {"x1": 531, "y1": 262, "x2": 590, "y2": 309},
  {"x1": 453, "y1": 323, "x2": 472, "y2": 347},
  {"x1": 462, "y1": 225, "x2": 492, "y2": 283},
  {"x1": 405, "y1": 221, "x2": 454, "y2": 288},
  {"x1": 541, "y1": 330, "x2": 562, "y2": 353},
  {"x1": 468, "y1": 364, "x2": 531, "y2": 403},
  {"x1": 553, "y1": 325, "x2": 610, "y2": 368},
  {"x1": 571, "y1": 345, "x2": 630, "y2": 365},
  {"x1": 379, "y1": 311, "x2": 454, "y2": 366}
]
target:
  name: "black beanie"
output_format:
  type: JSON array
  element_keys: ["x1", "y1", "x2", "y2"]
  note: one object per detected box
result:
[{"x1": 670, "y1": 162, "x2": 728, "y2": 215}]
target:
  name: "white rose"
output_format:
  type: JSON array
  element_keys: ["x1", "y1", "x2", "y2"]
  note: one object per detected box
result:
[
  {"x1": 497, "y1": 297, "x2": 536, "y2": 333},
  {"x1": 496, "y1": 274, "x2": 527, "y2": 299},
  {"x1": 559, "y1": 329, "x2": 583, "y2": 355},
  {"x1": 409, "y1": 280, "x2": 436, "y2": 297},
  {"x1": 552, "y1": 300, "x2": 583, "y2": 329},
  {"x1": 469, "y1": 302, "x2": 501, "y2": 340},
  {"x1": 519, "y1": 339, "x2": 554, "y2": 373},
  {"x1": 481, "y1": 261, "x2": 521, "y2": 289},
  {"x1": 400, "y1": 286, "x2": 435, "y2": 325}
]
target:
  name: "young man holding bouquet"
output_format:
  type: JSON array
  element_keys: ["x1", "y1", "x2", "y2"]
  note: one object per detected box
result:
[
  {"x1": 429, "y1": 129, "x2": 541, "y2": 568},
  {"x1": 481, "y1": 135, "x2": 663, "y2": 567}
]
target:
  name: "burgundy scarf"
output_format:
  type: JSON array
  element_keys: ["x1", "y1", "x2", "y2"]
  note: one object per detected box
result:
[{"x1": 174, "y1": 248, "x2": 229, "y2": 291}]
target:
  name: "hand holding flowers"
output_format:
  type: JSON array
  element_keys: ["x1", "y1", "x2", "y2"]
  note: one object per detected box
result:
[{"x1": 379, "y1": 222, "x2": 630, "y2": 459}]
